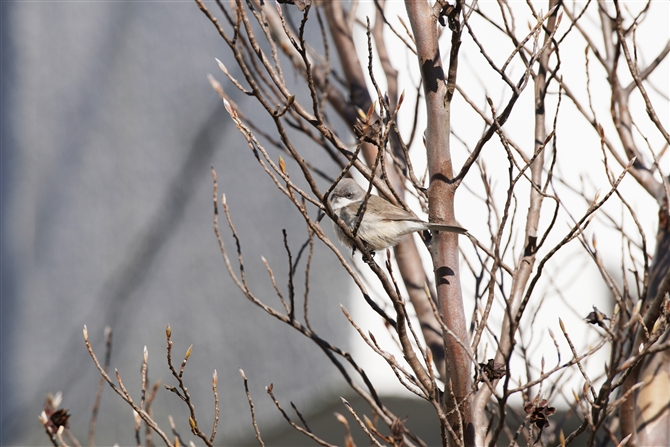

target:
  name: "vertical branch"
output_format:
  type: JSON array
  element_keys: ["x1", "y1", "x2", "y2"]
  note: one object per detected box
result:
[
  {"x1": 405, "y1": 1, "x2": 473, "y2": 445},
  {"x1": 377, "y1": 0, "x2": 450, "y2": 381},
  {"x1": 620, "y1": 204, "x2": 670, "y2": 446},
  {"x1": 472, "y1": 1, "x2": 560, "y2": 443},
  {"x1": 324, "y1": 0, "x2": 450, "y2": 380}
]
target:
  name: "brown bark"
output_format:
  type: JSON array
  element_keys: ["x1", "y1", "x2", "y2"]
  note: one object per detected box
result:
[
  {"x1": 405, "y1": 1, "x2": 474, "y2": 445},
  {"x1": 621, "y1": 198, "x2": 670, "y2": 446},
  {"x1": 324, "y1": 0, "x2": 449, "y2": 380}
]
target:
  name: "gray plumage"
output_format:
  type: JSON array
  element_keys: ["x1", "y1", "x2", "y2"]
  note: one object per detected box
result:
[{"x1": 329, "y1": 178, "x2": 467, "y2": 251}]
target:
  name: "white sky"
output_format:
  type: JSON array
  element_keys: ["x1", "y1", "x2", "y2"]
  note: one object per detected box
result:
[{"x1": 347, "y1": 0, "x2": 669, "y2": 408}]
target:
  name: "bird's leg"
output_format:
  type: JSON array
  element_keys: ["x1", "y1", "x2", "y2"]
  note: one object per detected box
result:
[
  {"x1": 362, "y1": 241, "x2": 376, "y2": 258},
  {"x1": 361, "y1": 242, "x2": 377, "y2": 265}
]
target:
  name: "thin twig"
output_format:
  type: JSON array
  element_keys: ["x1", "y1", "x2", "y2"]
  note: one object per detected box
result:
[
  {"x1": 240, "y1": 369, "x2": 265, "y2": 447},
  {"x1": 88, "y1": 326, "x2": 113, "y2": 446}
]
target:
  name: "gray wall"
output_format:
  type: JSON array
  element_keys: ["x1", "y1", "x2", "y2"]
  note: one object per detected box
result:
[{"x1": 1, "y1": 3, "x2": 354, "y2": 445}]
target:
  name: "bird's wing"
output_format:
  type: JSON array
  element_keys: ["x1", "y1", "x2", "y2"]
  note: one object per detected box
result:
[{"x1": 364, "y1": 195, "x2": 418, "y2": 221}]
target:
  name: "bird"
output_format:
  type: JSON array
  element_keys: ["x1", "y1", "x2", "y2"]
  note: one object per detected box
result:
[{"x1": 329, "y1": 178, "x2": 467, "y2": 251}]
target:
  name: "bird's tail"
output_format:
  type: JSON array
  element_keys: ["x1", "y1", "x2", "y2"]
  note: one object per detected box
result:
[{"x1": 427, "y1": 223, "x2": 468, "y2": 235}]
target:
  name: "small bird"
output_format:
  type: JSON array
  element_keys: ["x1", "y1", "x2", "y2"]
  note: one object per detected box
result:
[{"x1": 329, "y1": 178, "x2": 467, "y2": 251}]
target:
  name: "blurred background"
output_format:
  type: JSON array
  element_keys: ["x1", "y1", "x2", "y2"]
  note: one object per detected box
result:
[{"x1": 0, "y1": 2, "x2": 366, "y2": 445}]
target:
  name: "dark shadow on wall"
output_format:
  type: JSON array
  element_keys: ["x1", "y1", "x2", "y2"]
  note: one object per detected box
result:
[
  {"x1": 0, "y1": 2, "x2": 18, "y2": 444},
  {"x1": 0, "y1": 95, "x2": 236, "y2": 443}
]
